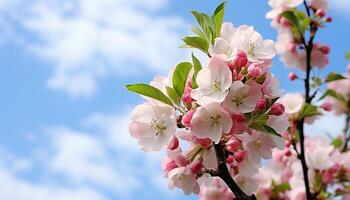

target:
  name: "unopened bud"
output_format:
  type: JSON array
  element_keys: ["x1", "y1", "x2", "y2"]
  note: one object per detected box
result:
[
  {"x1": 168, "y1": 136, "x2": 179, "y2": 150},
  {"x1": 234, "y1": 50, "x2": 248, "y2": 69},
  {"x1": 325, "y1": 16, "x2": 332, "y2": 22},
  {"x1": 189, "y1": 160, "x2": 203, "y2": 174},
  {"x1": 321, "y1": 101, "x2": 332, "y2": 111},
  {"x1": 256, "y1": 99, "x2": 267, "y2": 111},
  {"x1": 226, "y1": 138, "x2": 241, "y2": 152},
  {"x1": 234, "y1": 150, "x2": 245, "y2": 162},
  {"x1": 248, "y1": 64, "x2": 263, "y2": 78},
  {"x1": 319, "y1": 45, "x2": 330, "y2": 54},
  {"x1": 270, "y1": 103, "x2": 285, "y2": 116},
  {"x1": 316, "y1": 9, "x2": 325, "y2": 17},
  {"x1": 288, "y1": 72, "x2": 297, "y2": 81},
  {"x1": 182, "y1": 110, "x2": 195, "y2": 128}
]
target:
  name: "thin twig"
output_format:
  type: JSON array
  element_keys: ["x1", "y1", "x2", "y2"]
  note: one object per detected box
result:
[{"x1": 213, "y1": 143, "x2": 257, "y2": 200}]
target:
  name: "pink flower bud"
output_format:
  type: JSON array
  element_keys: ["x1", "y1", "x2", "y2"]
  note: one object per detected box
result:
[
  {"x1": 322, "y1": 170, "x2": 334, "y2": 184},
  {"x1": 329, "y1": 163, "x2": 340, "y2": 174},
  {"x1": 168, "y1": 136, "x2": 179, "y2": 150},
  {"x1": 234, "y1": 150, "x2": 245, "y2": 162},
  {"x1": 281, "y1": 168, "x2": 293, "y2": 182},
  {"x1": 285, "y1": 140, "x2": 292, "y2": 148},
  {"x1": 248, "y1": 64, "x2": 263, "y2": 78},
  {"x1": 283, "y1": 148, "x2": 292, "y2": 157},
  {"x1": 194, "y1": 137, "x2": 212, "y2": 148},
  {"x1": 182, "y1": 87, "x2": 193, "y2": 104},
  {"x1": 316, "y1": 9, "x2": 325, "y2": 17},
  {"x1": 182, "y1": 110, "x2": 195, "y2": 128},
  {"x1": 288, "y1": 72, "x2": 297, "y2": 81},
  {"x1": 326, "y1": 16, "x2": 332, "y2": 22},
  {"x1": 226, "y1": 138, "x2": 241, "y2": 152},
  {"x1": 226, "y1": 155, "x2": 234, "y2": 164},
  {"x1": 189, "y1": 160, "x2": 203, "y2": 174},
  {"x1": 165, "y1": 160, "x2": 178, "y2": 172},
  {"x1": 281, "y1": 17, "x2": 291, "y2": 27},
  {"x1": 321, "y1": 101, "x2": 332, "y2": 111},
  {"x1": 227, "y1": 61, "x2": 234, "y2": 70},
  {"x1": 234, "y1": 50, "x2": 248, "y2": 69},
  {"x1": 319, "y1": 45, "x2": 330, "y2": 54},
  {"x1": 256, "y1": 99, "x2": 267, "y2": 111},
  {"x1": 270, "y1": 103, "x2": 285, "y2": 116},
  {"x1": 175, "y1": 154, "x2": 188, "y2": 167}
]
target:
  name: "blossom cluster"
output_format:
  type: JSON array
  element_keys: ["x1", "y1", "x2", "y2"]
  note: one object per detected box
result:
[
  {"x1": 256, "y1": 136, "x2": 350, "y2": 199},
  {"x1": 267, "y1": 0, "x2": 331, "y2": 70},
  {"x1": 128, "y1": 20, "x2": 290, "y2": 198}
]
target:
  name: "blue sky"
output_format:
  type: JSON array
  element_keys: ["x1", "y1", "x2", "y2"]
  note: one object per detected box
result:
[{"x1": 0, "y1": 0, "x2": 349, "y2": 199}]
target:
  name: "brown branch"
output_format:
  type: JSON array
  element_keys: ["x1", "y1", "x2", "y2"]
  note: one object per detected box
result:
[
  {"x1": 293, "y1": 1, "x2": 317, "y2": 200},
  {"x1": 213, "y1": 143, "x2": 257, "y2": 200}
]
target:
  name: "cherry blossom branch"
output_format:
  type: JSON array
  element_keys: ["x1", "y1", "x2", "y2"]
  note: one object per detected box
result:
[
  {"x1": 293, "y1": 1, "x2": 318, "y2": 199},
  {"x1": 341, "y1": 98, "x2": 350, "y2": 152},
  {"x1": 213, "y1": 143, "x2": 257, "y2": 200}
]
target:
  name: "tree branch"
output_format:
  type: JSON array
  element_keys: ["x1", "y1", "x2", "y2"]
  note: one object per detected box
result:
[
  {"x1": 213, "y1": 143, "x2": 256, "y2": 200},
  {"x1": 294, "y1": 1, "x2": 317, "y2": 199}
]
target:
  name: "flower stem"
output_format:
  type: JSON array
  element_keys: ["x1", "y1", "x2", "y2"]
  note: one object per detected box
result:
[{"x1": 213, "y1": 143, "x2": 256, "y2": 200}]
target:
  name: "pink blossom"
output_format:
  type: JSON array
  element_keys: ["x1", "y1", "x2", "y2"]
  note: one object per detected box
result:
[
  {"x1": 309, "y1": 0, "x2": 328, "y2": 11},
  {"x1": 198, "y1": 174, "x2": 234, "y2": 200},
  {"x1": 182, "y1": 110, "x2": 195, "y2": 128},
  {"x1": 223, "y1": 81, "x2": 262, "y2": 113},
  {"x1": 191, "y1": 102, "x2": 233, "y2": 143},
  {"x1": 129, "y1": 103, "x2": 177, "y2": 151},
  {"x1": 168, "y1": 167, "x2": 200, "y2": 195},
  {"x1": 248, "y1": 63, "x2": 263, "y2": 77},
  {"x1": 191, "y1": 56, "x2": 232, "y2": 105}
]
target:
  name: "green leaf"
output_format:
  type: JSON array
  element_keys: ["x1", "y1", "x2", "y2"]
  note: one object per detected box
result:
[
  {"x1": 165, "y1": 86, "x2": 180, "y2": 106},
  {"x1": 280, "y1": 10, "x2": 299, "y2": 27},
  {"x1": 299, "y1": 103, "x2": 322, "y2": 118},
  {"x1": 263, "y1": 125, "x2": 282, "y2": 137},
  {"x1": 191, "y1": 26, "x2": 206, "y2": 39},
  {"x1": 191, "y1": 11, "x2": 214, "y2": 43},
  {"x1": 212, "y1": 1, "x2": 225, "y2": 38},
  {"x1": 325, "y1": 72, "x2": 346, "y2": 82},
  {"x1": 346, "y1": 51, "x2": 350, "y2": 60},
  {"x1": 126, "y1": 84, "x2": 173, "y2": 106},
  {"x1": 272, "y1": 183, "x2": 292, "y2": 193},
  {"x1": 319, "y1": 89, "x2": 347, "y2": 103},
  {"x1": 182, "y1": 36, "x2": 209, "y2": 53},
  {"x1": 191, "y1": 53, "x2": 202, "y2": 89},
  {"x1": 172, "y1": 62, "x2": 192, "y2": 97},
  {"x1": 331, "y1": 138, "x2": 343, "y2": 148}
]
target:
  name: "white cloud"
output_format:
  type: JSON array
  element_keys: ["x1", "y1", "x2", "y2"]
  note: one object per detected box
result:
[
  {"x1": 0, "y1": 110, "x2": 185, "y2": 200},
  {"x1": 0, "y1": 0, "x2": 188, "y2": 97},
  {"x1": 0, "y1": 163, "x2": 107, "y2": 200},
  {"x1": 331, "y1": 0, "x2": 350, "y2": 12}
]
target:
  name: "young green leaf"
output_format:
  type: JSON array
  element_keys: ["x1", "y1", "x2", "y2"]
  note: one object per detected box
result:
[
  {"x1": 126, "y1": 84, "x2": 173, "y2": 106},
  {"x1": 280, "y1": 10, "x2": 299, "y2": 27},
  {"x1": 166, "y1": 86, "x2": 181, "y2": 106},
  {"x1": 172, "y1": 62, "x2": 192, "y2": 97},
  {"x1": 182, "y1": 36, "x2": 209, "y2": 53},
  {"x1": 346, "y1": 51, "x2": 350, "y2": 60},
  {"x1": 319, "y1": 89, "x2": 347, "y2": 103},
  {"x1": 325, "y1": 72, "x2": 346, "y2": 82},
  {"x1": 263, "y1": 125, "x2": 282, "y2": 137},
  {"x1": 190, "y1": 11, "x2": 214, "y2": 43},
  {"x1": 191, "y1": 26, "x2": 206, "y2": 39},
  {"x1": 212, "y1": 1, "x2": 225, "y2": 38},
  {"x1": 299, "y1": 103, "x2": 321, "y2": 118},
  {"x1": 191, "y1": 53, "x2": 203, "y2": 89},
  {"x1": 272, "y1": 183, "x2": 292, "y2": 193}
]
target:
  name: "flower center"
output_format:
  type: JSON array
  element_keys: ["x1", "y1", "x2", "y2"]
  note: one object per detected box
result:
[
  {"x1": 231, "y1": 94, "x2": 247, "y2": 106},
  {"x1": 208, "y1": 114, "x2": 221, "y2": 127},
  {"x1": 151, "y1": 119, "x2": 167, "y2": 136},
  {"x1": 220, "y1": 47, "x2": 233, "y2": 57},
  {"x1": 210, "y1": 80, "x2": 222, "y2": 92},
  {"x1": 247, "y1": 42, "x2": 256, "y2": 57}
]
